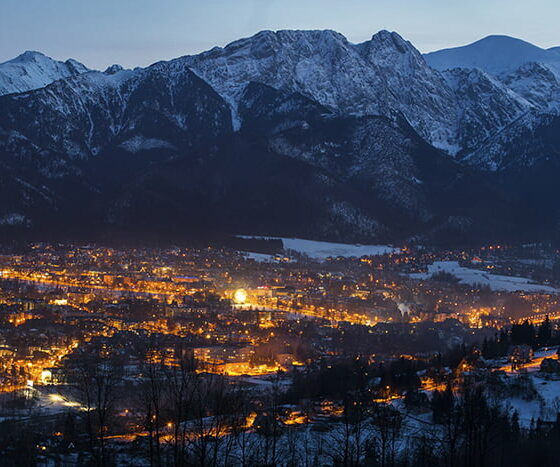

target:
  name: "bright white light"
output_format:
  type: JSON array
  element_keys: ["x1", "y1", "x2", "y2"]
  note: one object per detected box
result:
[{"x1": 233, "y1": 289, "x2": 247, "y2": 304}]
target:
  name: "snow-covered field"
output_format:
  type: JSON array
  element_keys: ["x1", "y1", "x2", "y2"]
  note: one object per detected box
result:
[
  {"x1": 239, "y1": 236, "x2": 400, "y2": 260},
  {"x1": 241, "y1": 252, "x2": 280, "y2": 263},
  {"x1": 505, "y1": 377, "x2": 560, "y2": 427},
  {"x1": 409, "y1": 261, "x2": 559, "y2": 293}
]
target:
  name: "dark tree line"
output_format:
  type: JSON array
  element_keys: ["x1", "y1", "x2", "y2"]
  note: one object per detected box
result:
[{"x1": 482, "y1": 316, "x2": 556, "y2": 358}]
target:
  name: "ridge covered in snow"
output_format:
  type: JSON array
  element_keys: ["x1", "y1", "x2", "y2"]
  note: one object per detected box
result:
[
  {"x1": 178, "y1": 30, "x2": 558, "y2": 155},
  {"x1": 3, "y1": 30, "x2": 558, "y2": 159},
  {"x1": 180, "y1": 29, "x2": 462, "y2": 151}
]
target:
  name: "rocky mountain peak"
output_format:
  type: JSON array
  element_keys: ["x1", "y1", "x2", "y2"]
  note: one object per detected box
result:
[
  {"x1": 104, "y1": 64, "x2": 125, "y2": 74},
  {"x1": 0, "y1": 50, "x2": 90, "y2": 96}
]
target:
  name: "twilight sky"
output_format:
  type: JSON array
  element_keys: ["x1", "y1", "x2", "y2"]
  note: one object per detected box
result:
[{"x1": 1, "y1": 0, "x2": 558, "y2": 69}]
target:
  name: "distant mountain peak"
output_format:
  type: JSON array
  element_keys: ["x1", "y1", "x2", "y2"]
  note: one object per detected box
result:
[
  {"x1": 425, "y1": 34, "x2": 560, "y2": 75},
  {"x1": 477, "y1": 34, "x2": 534, "y2": 43}
]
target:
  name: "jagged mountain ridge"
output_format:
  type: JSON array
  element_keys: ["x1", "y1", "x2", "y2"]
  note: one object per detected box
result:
[
  {"x1": 181, "y1": 29, "x2": 532, "y2": 154},
  {"x1": 179, "y1": 29, "x2": 560, "y2": 162},
  {"x1": 424, "y1": 35, "x2": 560, "y2": 125}
]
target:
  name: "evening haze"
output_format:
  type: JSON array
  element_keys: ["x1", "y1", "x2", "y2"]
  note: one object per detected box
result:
[{"x1": 1, "y1": 0, "x2": 558, "y2": 69}]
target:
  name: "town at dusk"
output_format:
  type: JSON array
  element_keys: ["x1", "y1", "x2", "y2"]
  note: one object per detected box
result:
[{"x1": 1, "y1": 0, "x2": 560, "y2": 465}]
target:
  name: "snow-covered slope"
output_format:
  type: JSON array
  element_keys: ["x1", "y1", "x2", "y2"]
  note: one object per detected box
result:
[
  {"x1": 240, "y1": 236, "x2": 400, "y2": 259},
  {"x1": 501, "y1": 63, "x2": 560, "y2": 112},
  {"x1": 0, "y1": 51, "x2": 90, "y2": 96},
  {"x1": 425, "y1": 35, "x2": 560, "y2": 75},
  {"x1": 409, "y1": 260, "x2": 559, "y2": 292}
]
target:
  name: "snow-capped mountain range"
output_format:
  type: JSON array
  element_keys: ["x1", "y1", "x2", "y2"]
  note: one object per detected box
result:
[{"x1": 0, "y1": 30, "x2": 558, "y2": 242}]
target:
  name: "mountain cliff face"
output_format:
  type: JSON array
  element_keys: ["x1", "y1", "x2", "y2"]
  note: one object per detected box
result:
[
  {"x1": 0, "y1": 51, "x2": 89, "y2": 96},
  {"x1": 0, "y1": 30, "x2": 558, "y2": 242},
  {"x1": 442, "y1": 68, "x2": 532, "y2": 153}
]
